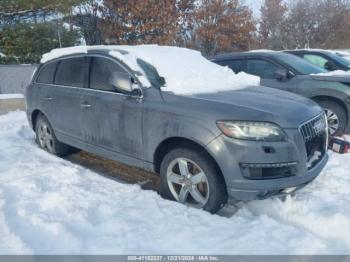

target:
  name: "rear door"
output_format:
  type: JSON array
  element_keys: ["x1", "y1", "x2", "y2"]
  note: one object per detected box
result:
[
  {"x1": 79, "y1": 56, "x2": 144, "y2": 158},
  {"x1": 51, "y1": 56, "x2": 88, "y2": 140},
  {"x1": 34, "y1": 61, "x2": 59, "y2": 123}
]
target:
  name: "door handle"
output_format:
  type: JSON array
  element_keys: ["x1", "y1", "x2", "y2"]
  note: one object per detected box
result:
[
  {"x1": 44, "y1": 96, "x2": 53, "y2": 101},
  {"x1": 80, "y1": 102, "x2": 91, "y2": 108}
]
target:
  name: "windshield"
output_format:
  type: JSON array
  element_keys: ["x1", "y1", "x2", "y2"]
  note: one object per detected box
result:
[
  {"x1": 276, "y1": 53, "x2": 327, "y2": 75},
  {"x1": 327, "y1": 52, "x2": 350, "y2": 67}
]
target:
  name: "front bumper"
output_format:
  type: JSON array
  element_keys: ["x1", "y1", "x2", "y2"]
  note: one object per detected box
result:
[{"x1": 206, "y1": 127, "x2": 328, "y2": 201}]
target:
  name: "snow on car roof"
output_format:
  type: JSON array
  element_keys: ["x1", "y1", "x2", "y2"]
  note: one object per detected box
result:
[
  {"x1": 41, "y1": 45, "x2": 260, "y2": 95},
  {"x1": 248, "y1": 49, "x2": 277, "y2": 53}
]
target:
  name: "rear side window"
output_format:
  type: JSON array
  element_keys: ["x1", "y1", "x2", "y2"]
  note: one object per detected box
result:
[
  {"x1": 303, "y1": 54, "x2": 329, "y2": 68},
  {"x1": 36, "y1": 62, "x2": 58, "y2": 84},
  {"x1": 246, "y1": 59, "x2": 280, "y2": 78},
  {"x1": 55, "y1": 57, "x2": 87, "y2": 88},
  {"x1": 89, "y1": 57, "x2": 130, "y2": 92},
  {"x1": 217, "y1": 59, "x2": 245, "y2": 73}
]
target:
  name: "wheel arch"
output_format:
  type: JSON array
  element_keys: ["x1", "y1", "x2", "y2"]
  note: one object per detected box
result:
[
  {"x1": 153, "y1": 137, "x2": 226, "y2": 186},
  {"x1": 311, "y1": 95, "x2": 348, "y2": 120},
  {"x1": 31, "y1": 109, "x2": 44, "y2": 130}
]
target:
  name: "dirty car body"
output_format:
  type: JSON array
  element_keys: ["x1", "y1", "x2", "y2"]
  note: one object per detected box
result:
[{"x1": 26, "y1": 46, "x2": 328, "y2": 212}]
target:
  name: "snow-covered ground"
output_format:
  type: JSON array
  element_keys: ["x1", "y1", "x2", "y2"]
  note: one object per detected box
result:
[
  {"x1": 1, "y1": 111, "x2": 350, "y2": 255},
  {"x1": 0, "y1": 94, "x2": 24, "y2": 100}
]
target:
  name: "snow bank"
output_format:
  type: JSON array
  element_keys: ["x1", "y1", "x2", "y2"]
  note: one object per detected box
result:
[
  {"x1": 41, "y1": 45, "x2": 260, "y2": 95},
  {"x1": 0, "y1": 111, "x2": 350, "y2": 255},
  {"x1": 0, "y1": 94, "x2": 24, "y2": 100}
]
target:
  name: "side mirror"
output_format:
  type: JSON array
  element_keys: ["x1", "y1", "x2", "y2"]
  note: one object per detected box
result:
[
  {"x1": 109, "y1": 74, "x2": 136, "y2": 93},
  {"x1": 130, "y1": 87, "x2": 143, "y2": 98},
  {"x1": 158, "y1": 77, "x2": 166, "y2": 87},
  {"x1": 274, "y1": 69, "x2": 288, "y2": 81},
  {"x1": 324, "y1": 61, "x2": 337, "y2": 71}
]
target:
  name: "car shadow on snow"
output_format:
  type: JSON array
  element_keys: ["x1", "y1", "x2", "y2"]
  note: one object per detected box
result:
[
  {"x1": 64, "y1": 151, "x2": 241, "y2": 217},
  {"x1": 64, "y1": 151, "x2": 160, "y2": 192}
]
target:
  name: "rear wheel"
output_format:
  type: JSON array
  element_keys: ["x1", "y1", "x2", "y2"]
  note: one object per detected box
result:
[
  {"x1": 316, "y1": 100, "x2": 347, "y2": 136},
  {"x1": 35, "y1": 114, "x2": 76, "y2": 156},
  {"x1": 160, "y1": 147, "x2": 227, "y2": 213}
]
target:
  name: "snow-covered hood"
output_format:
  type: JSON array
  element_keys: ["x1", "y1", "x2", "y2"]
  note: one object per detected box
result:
[
  {"x1": 310, "y1": 70, "x2": 350, "y2": 83},
  {"x1": 190, "y1": 86, "x2": 323, "y2": 128},
  {"x1": 41, "y1": 45, "x2": 261, "y2": 95}
]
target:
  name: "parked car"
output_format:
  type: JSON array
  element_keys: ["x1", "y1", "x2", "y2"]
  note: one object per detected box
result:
[
  {"x1": 26, "y1": 46, "x2": 328, "y2": 213},
  {"x1": 285, "y1": 49, "x2": 350, "y2": 71},
  {"x1": 212, "y1": 51, "x2": 350, "y2": 136}
]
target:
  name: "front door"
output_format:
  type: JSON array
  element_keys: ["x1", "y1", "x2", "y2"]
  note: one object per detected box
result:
[
  {"x1": 80, "y1": 56, "x2": 144, "y2": 159},
  {"x1": 246, "y1": 58, "x2": 297, "y2": 92}
]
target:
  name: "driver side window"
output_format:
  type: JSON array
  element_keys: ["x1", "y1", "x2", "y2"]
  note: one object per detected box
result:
[
  {"x1": 246, "y1": 59, "x2": 280, "y2": 78},
  {"x1": 90, "y1": 57, "x2": 131, "y2": 93},
  {"x1": 303, "y1": 54, "x2": 328, "y2": 69}
]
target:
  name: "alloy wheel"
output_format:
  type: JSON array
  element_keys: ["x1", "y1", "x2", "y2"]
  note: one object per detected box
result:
[
  {"x1": 37, "y1": 122, "x2": 54, "y2": 152},
  {"x1": 325, "y1": 108, "x2": 339, "y2": 136},
  {"x1": 166, "y1": 157, "x2": 210, "y2": 208}
]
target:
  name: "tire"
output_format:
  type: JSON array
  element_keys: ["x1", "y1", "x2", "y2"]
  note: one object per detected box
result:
[
  {"x1": 160, "y1": 147, "x2": 228, "y2": 213},
  {"x1": 35, "y1": 114, "x2": 75, "y2": 156},
  {"x1": 316, "y1": 100, "x2": 347, "y2": 136}
]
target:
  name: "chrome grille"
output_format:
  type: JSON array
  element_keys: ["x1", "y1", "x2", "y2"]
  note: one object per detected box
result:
[
  {"x1": 300, "y1": 113, "x2": 327, "y2": 142},
  {"x1": 299, "y1": 113, "x2": 327, "y2": 170}
]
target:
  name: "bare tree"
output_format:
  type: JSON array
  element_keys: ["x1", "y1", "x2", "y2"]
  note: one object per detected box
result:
[
  {"x1": 259, "y1": 0, "x2": 288, "y2": 50},
  {"x1": 101, "y1": 0, "x2": 181, "y2": 45},
  {"x1": 69, "y1": 0, "x2": 102, "y2": 45},
  {"x1": 284, "y1": 0, "x2": 350, "y2": 49}
]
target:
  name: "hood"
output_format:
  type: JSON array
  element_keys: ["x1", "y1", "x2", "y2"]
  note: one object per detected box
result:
[
  {"x1": 310, "y1": 73, "x2": 350, "y2": 83},
  {"x1": 190, "y1": 86, "x2": 323, "y2": 128}
]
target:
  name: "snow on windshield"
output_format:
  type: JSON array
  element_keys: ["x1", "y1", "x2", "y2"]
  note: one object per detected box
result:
[{"x1": 41, "y1": 45, "x2": 260, "y2": 95}]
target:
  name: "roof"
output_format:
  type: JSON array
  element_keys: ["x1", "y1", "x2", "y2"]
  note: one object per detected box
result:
[
  {"x1": 41, "y1": 45, "x2": 128, "y2": 63},
  {"x1": 285, "y1": 49, "x2": 333, "y2": 54},
  {"x1": 211, "y1": 50, "x2": 281, "y2": 61}
]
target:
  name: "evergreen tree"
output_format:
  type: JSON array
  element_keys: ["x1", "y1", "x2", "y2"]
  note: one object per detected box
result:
[{"x1": 0, "y1": 22, "x2": 80, "y2": 64}]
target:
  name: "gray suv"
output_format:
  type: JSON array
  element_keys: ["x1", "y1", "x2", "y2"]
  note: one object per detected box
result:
[
  {"x1": 26, "y1": 46, "x2": 328, "y2": 213},
  {"x1": 212, "y1": 51, "x2": 350, "y2": 136}
]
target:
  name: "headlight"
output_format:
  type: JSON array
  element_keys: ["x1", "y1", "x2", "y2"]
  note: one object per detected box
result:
[{"x1": 217, "y1": 121, "x2": 287, "y2": 141}]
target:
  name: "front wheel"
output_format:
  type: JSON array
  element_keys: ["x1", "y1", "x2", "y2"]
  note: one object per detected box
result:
[
  {"x1": 160, "y1": 147, "x2": 227, "y2": 213},
  {"x1": 317, "y1": 100, "x2": 347, "y2": 136}
]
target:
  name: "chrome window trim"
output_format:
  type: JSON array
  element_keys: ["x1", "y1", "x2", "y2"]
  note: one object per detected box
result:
[
  {"x1": 35, "y1": 53, "x2": 144, "y2": 99},
  {"x1": 40, "y1": 82, "x2": 137, "y2": 98}
]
